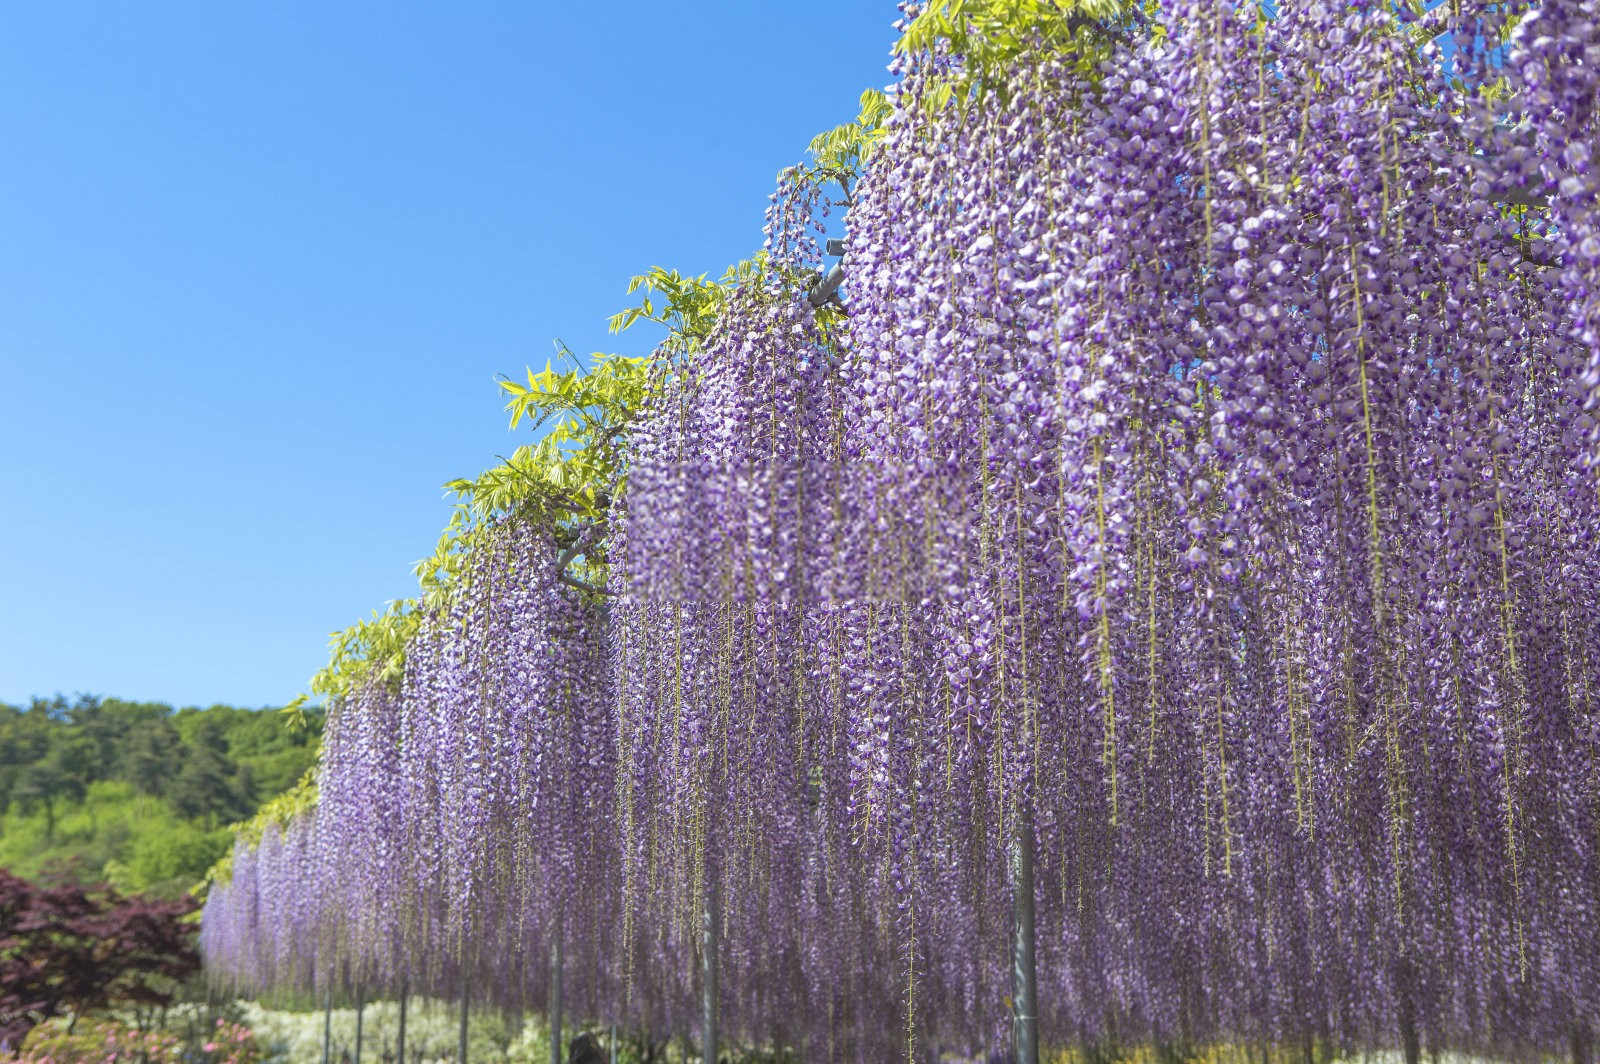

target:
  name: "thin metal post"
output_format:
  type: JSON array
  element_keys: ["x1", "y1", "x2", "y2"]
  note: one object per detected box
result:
[
  {"x1": 458, "y1": 976, "x2": 470, "y2": 1064},
  {"x1": 354, "y1": 986, "x2": 364, "y2": 1064},
  {"x1": 396, "y1": 983, "x2": 408, "y2": 1064},
  {"x1": 1396, "y1": 955, "x2": 1419, "y2": 1064},
  {"x1": 806, "y1": 264, "x2": 846, "y2": 309},
  {"x1": 549, "y1": 924, "x2": 564, "y2": 1064},
  {"x1": 1010, "y1": 811, "x2": 1039, "y2": 1064},
  {"x1": 322, "y1": 989, "x2": 333, "y2": 1064},
  {"x1": 609, "y1": 1023, "x2": 617, "y2": 1064},
  {"x1": 702, "y1": 876, "x2": 720, "y2": 1064}
]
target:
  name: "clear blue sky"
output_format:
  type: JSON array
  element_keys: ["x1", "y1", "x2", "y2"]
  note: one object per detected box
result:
[{"x1": 1, "y1": 2, "x2": 896, "y2": 710}]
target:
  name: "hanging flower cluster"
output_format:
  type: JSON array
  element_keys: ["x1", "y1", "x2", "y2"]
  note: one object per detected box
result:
[
  {"x1": 609, "y1": 171, "x2": 924, "y2": 1058},
  {"x1": 203, "y1": 518, "x2": 623, "y2": 1023},
  {"x1": 1500, "y1": 0, "x2": 1600, "y2": 470},
  {"x1": 806, "y1": 1, "x2": 1600, "y2": 1053},
  {"x1": 205, "y1": 2, "x2": 1600, "y2": 1059}
]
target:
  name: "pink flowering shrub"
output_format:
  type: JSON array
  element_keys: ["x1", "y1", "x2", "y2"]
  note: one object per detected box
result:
[{"x1": 15, "y1": 1016, "x2": 259, "y2": 1064}]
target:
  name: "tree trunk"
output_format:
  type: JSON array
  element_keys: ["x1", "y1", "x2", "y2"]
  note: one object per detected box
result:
[
  {"x1": 322, "y1": 989, "x2": 333, "y2": 1064},
  {"x1": 354, "y1": 986, "x2": 365, "y2": 1064},
  {"x1": 1010, "y1": 811, "x2": 1039, "y2": 1064},
  {"x1": 1575, "y1": 1023, "x2": 1594, "y2": 1064}
]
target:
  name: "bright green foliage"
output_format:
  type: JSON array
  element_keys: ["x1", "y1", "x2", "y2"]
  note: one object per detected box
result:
[
  {"x1": 108, "y1": 821, "x2": 240, "y2": 895},
  {"x1": 609, "y1": 261, "x2": 768, "y2": 351},
  {"x1": 424, "y1": 258, "x2": 788, "y2": 605},
  {"x1": 803, "y1": 88, "x2": 892, "y2": 193},
  {"x1": 898, "y1": 0, "x2": 1141, "y2": 108},
  {"x1": 0, "y1": 780, "x2": 234, "y2": 897},
  {"x1": 308, "y1": 600, "x2": 422, "y2": 703},
  {"x1": 410, "y1": 352, "x2": 649, "y2": 606},
  {"x1": 490, "y1": 345, "x2": 649, "y2": 521}
]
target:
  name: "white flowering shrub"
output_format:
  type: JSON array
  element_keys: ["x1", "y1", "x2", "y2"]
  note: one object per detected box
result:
[{"x1": 235, "y1": 999, "x2": 549, "y2": 1064}]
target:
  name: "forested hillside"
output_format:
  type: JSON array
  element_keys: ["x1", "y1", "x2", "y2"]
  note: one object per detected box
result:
[{"x1": 0, "y1": 695, "x2": 322, "y2": 897}]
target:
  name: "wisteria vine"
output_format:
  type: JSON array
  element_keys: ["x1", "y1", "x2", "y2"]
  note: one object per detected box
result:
[{"x1": 202, "y1": 2, "x2": 1600, "y2": 1060}]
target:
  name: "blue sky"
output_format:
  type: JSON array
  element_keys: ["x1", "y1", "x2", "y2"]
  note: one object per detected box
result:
[{"x1": 0, "y1": 2, "x2": 896, "y2": 710}]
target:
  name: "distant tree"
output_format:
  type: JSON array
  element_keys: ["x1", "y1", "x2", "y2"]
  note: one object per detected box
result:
[
  {"x1": 233, "y1": 761, "x2": 255, "y2": 806},
  {"x1": 0, "y1": 709, "x2": 50, "y2": 815},
  {"x1": 0, "y1": 695, "x2": 320, "y2": 873},
  {"x1": 167, "y1": 743, "x2": 249, "y2": 825},
  {"x1": 0, "y1": 869, "x2": 199, "y2": 1052},
  {"x1": 22, "y1": 698, "x2": 71, "y2": 724},
  {"x1": 118, "y1": 717, "x2": 183, "y2": 798},
  {"x1": 76, "y1": 699, "x2": 169, "y2": 773},
  {"x1": 184, "y1": 715, "x2": 231, "y2": 756},
  {"x1": 7, "y1": 766, "x2": 65, "y2": 840},
  {"x1": 8, "y1": 737, "x2": 91, "y2": 842},
  {"x1": 43, "y1": 734, "x2": 95, "y2": 800}
]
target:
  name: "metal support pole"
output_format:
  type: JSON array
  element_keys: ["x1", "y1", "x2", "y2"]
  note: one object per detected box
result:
[
  {"x1": 549, "y1": 925, "x2": 564, "y2": 1064},
  {"x1": 1010, "y1": 812, "x2": 1039, "y2": 1064},
  {"x1": 396, "y1": 983, "x2": 408, "y2": 1064},
  {"x1": 322, "y1": 989, "x2": 333, "y2": 1064},
  {"x1": 609, "y1": 1023, "x2": 617, "y2": 1064},
  {"x1": 354, "y1": 986, "x2": 364, "y2": 1064},
  {"x1": 1396, "y1": 955, "x2": 1419, "y2": 1064},
  {"x1": 702, "y1": 877, "x2": 720, "y2": 1064},
  {"x1": 458, "y1": 976, "x2": 470, "y2": 1064},
  {"x1": 805, "y1": 263, "x2": 846, "y2": 309}
]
